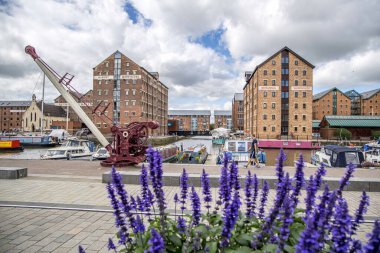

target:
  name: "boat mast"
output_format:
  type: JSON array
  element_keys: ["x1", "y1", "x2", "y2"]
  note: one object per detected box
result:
[
  {"x1": 66, "y1": 104, "x2": 69, "y2": 132},
  {"x1": 40, "y1": 73, "x2": 45, "y2": 134}
]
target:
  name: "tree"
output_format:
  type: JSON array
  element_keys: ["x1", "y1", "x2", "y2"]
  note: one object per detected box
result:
[{"x1": 334, "y1": 128, "x2": 352, "y2": 140}]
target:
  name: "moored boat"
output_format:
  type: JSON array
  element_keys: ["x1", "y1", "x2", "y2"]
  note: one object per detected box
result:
[
  {"x1": 0, "y1": 140, "x2": 24, "y2": 151},
  {"x1": 0, "y1": 135, "x2": 58, "y2": 147},
  {"x1": 91, "y1": 147, "x2": 110, "y2": 160},
  {"x1": 311, "y1": 145, "x2": 364, "y2": 167},
  {"x1": 176, "y1": 144, "x2": 208, "y2": 164},
  {"x1": 217, "y1": 139, "x2": 266, "y2": 165},
  {"x1": 41, "y1": 138, "x2": 95, "y2": 160}
]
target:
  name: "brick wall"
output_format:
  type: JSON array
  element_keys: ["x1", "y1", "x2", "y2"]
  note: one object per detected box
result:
[{"x1": 313, "y1": 89, "x2": 351, "y2": 120}]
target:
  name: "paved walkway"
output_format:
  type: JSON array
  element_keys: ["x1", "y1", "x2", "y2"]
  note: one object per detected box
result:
[{"x1": 0, "y1": 167, "x2": 379, "y2": 252}]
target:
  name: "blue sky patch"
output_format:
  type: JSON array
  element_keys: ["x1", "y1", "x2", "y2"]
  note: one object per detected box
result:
[
  {"x1": 190, "y1": 27, "x2": 231, "y2": 59},
  {"x1": 124, "y1": 1, "x2": 152, "y2": 27}
]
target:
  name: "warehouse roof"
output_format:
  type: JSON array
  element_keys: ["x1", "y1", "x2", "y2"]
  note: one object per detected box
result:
[
  {"x1": 36, "y1": 102, "x2": 67, "y2": 117},
  {"x1": 361, "y1": 88, "x2": 380, "y2": 99},
  {"x1": 168, "y1": 110, "x2": 211, "y2": 116},
  {"x1": 320, "y1": 115, "x2": 380, "y2": 128},
  {"x1": 312, "y1": 120, "x2": 321, "y2": 128},
  {"x1": 0, "y1": 101, "x2": 31, "y2": 107},
  {"x1": 214, "y1": 110, "x2": 232, "y2": 116},
  {"x1": 244, "y1": 46, "x2": 315, "y2": 89},
  {"x1": 313, "y1": 87, "x2": 350, "y2": 101}
]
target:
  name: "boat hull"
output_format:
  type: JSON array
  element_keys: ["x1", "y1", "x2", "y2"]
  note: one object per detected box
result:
[
  {"x1": 0, "y1": 136, "x2": 58, "y2": 147},
  {"x1": 0, "y1": 140, "x2": 24, "y2": 152}
]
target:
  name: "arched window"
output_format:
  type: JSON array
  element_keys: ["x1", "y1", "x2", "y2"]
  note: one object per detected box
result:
[
  {"x1": 30, "y1": 112, "x2": 32, "y2": 121},
  {"x1": 34, "y1": 112, "x2": 36, "y2": 122}
]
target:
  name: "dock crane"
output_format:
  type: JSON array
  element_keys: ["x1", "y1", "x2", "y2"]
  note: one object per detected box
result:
[{"x1": 25, "y1": 45, "x2": 159, "y2": 166}]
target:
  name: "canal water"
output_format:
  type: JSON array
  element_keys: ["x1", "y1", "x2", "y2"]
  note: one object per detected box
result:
[{"x1": 0, "y1": 136, "x2": 314, "y2": 166}]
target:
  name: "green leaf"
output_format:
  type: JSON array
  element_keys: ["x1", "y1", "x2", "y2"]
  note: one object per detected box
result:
[
  {"x1": 235, "y1": 233, "x2": 253, "y2": 246},
  {"x1": 205, "y1": 241, "x2": 217, "y2": 253},
  {"x1": 169, "y1": 234, "x2": 182, "y2": 247},
  {"x1": 195, "y1": 224, "x2": 208, "y2": 236},
  {"x1": 284, "y1": 244, "x2": 295, "y2": 253},
  {"x1": 238, "y1": 246, "x2": 254, "y2": 253},
  {"x1": 262, "y1": 243, "x2": 278, "y2": 253},
  {"x1": 210, "y1": 226, "x2": 222, "y2": 235},
  {"x1": 166, "y1": 244, "x2": 178, "y2": 252},
  {"x1": 134, "y1": 248, "x2": 144, "y2": 253}
]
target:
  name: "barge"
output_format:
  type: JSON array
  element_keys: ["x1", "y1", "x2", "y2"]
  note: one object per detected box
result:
[{"x1": 0, "y1": 140, "x2": 24, "y2": 151}]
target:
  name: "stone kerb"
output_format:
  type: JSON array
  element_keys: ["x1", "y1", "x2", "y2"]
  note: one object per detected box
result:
[
  {"x1": 102, "y1": 171, "x2": 380, "y2": 192},
  {"x1": 0, "y1": 167, "x2": 28, "y2": 179}
]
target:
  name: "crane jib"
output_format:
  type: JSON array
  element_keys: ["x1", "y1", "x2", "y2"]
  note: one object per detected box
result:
[
  {"x1": 25, "y1": 45, "x2": 160, "y2": 166},
  {"x1": 25, "y1": 45, "x2": 110, "y2": 149}
]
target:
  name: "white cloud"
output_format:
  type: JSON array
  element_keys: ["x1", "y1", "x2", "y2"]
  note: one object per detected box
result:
[{"x1": 0, "y1": 0, "x2": 379, "y2": 109}]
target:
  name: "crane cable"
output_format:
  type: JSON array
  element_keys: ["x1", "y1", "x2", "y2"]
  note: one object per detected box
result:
[{"x1": 32, "y1": 72, "x2": 42, "y2": 95}]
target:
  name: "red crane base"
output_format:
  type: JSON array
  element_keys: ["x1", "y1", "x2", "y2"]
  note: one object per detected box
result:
[{"x1": 100, "y1": 121, "x2": 159, "y2": 167}]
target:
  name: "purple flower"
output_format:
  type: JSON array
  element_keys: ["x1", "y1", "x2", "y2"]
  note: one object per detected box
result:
[
  {"x1": 147, "y1": 149, "x2": 166, "y2": 217},
  {"x1": 201, "y1": 169, "x2": 212, "y2": 211},
  {"x1": 190, "y1": 186, "x2": 201, "y2": 226},
  {"x1": 314, "y1": 186, "x2": 337, "y2": 251},
  {"x1": 147, "y1": 228, "x2": 165, "y2": 253},
  {"x1": 221, "y1": 191, "x2": 241, "y2": 247},
  {"x1": 244, "y1": 170, "x2": 253, "y2": 217},
  {"x1": 140, "y1": 164, "x2": 150, "y2": 211},
  {"x1": 338, "y1": 163, "x2": 355, "y2": 195},
  {"x1": 229, "y1": 161, "x2": 240, "y2": 191},
  {"x1": 251, "y1": 173, "x2": 259, "y2": 216},
  {"x1": 295, "y1": 186, "x2": 334, "y2": 253},
  {"x1": 130, "y1": 196, "x2": 137, "y2": 210},
  {"x1": 274, "y1": 150, "x2": 287, "y2": 208},
  {"x1": 108, "y1": 238, "x2": 116, "y2": 251},
  {"x1": 180, "y1": 168, "x2": 189, "y2": 211},
  {"x1": 277, "y1": 194, "x2": 294, "y2": 252},
  {"x1": 351, "y1": 240, "x2": 363, "y2": 253},
  {"x1": 331, "y1": 198, "x2": 352, "y2": 252},
  {"x1": 174, "y1": 193, "x2": 179, "y2": 204},
  {"x1": 258, "y1": 180, "x2": 269, "y2": 220},
  {"x1": 364, "y1": 220, "x2": 380, "y2": 253},
  {"x1": 314, "y1": 162, "x2": 326, "y2": 189},
  {"x1": 255, "y1": 173, "x2": 291, "y2": 248},
  {"x1": 134, "y1": 215, "x2": 145, "y2": 234},
  {"x1": 106, "y1": 182, "x2": 129, "y2": 245},
  {"x1": 351, "y1": 191, "x2": 370, "y2": 235},
  {"x1": 291, "y1": 154, "x2": 305, "y2": 208},
  {"x1": 219, "y1": 160, "x2": 231, "y2": 204},
  {"x1": 177, "y1": 216, "x2": 186, "y2": 233},
  {"x1": 318, "y1": 190, "x2": 338, "y2": 248},
  {"x1": 111, "y1": 167, "x2": 135, "y2": 236},
  {"x1": 304, "y1": 175, "x2": 316, "y2": 217},
  {"x1": 136, "y1": 196, "x2": 144, "y2": 212},
  {"x1": 78, "y1": 245, "x2": 85, "y2": 253},
  {"x1": 295, "y1": 215, "x2": 320, "y2": 253}
]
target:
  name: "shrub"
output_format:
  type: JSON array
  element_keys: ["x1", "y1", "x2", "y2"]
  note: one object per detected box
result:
[
  {"x1": 334, "y1": 128, "x2": 352, "y2": 140},
  {"x1": 80, "y1": 149, "x2": 379, "y2": 253},
  {"x1": 372, "y1": 131, "x2": 380, "y2": 140}
]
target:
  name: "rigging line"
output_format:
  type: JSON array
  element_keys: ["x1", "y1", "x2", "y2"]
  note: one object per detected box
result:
[{"x1": 32, "y1": 72, "x2": 42, "y2": 95}]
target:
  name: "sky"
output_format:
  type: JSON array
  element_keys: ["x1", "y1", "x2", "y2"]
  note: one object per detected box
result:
[{"x1": 0, "y1": 0, "x2": 380, "y2": 112}]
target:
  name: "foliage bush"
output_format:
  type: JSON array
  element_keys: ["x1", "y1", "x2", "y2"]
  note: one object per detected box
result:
[
  {"x1": 334, "y1": 128, "x2": 352, "y2": 140},
  {"x1": 80, "y1": 148, "x2": 379, "y2": 253},
  {"x1": 371, "y1": 131, "x2": 380, "y2": 140}
]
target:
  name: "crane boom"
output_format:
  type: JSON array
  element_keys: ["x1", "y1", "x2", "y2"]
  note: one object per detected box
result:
[{"x1": 25, "y1": 45, "x2": 110, "y2": 149}]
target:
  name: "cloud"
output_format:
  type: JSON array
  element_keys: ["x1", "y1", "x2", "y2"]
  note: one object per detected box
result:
[{"x1": 0, "y1": 0, "x2": 379, "y2": 109}]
